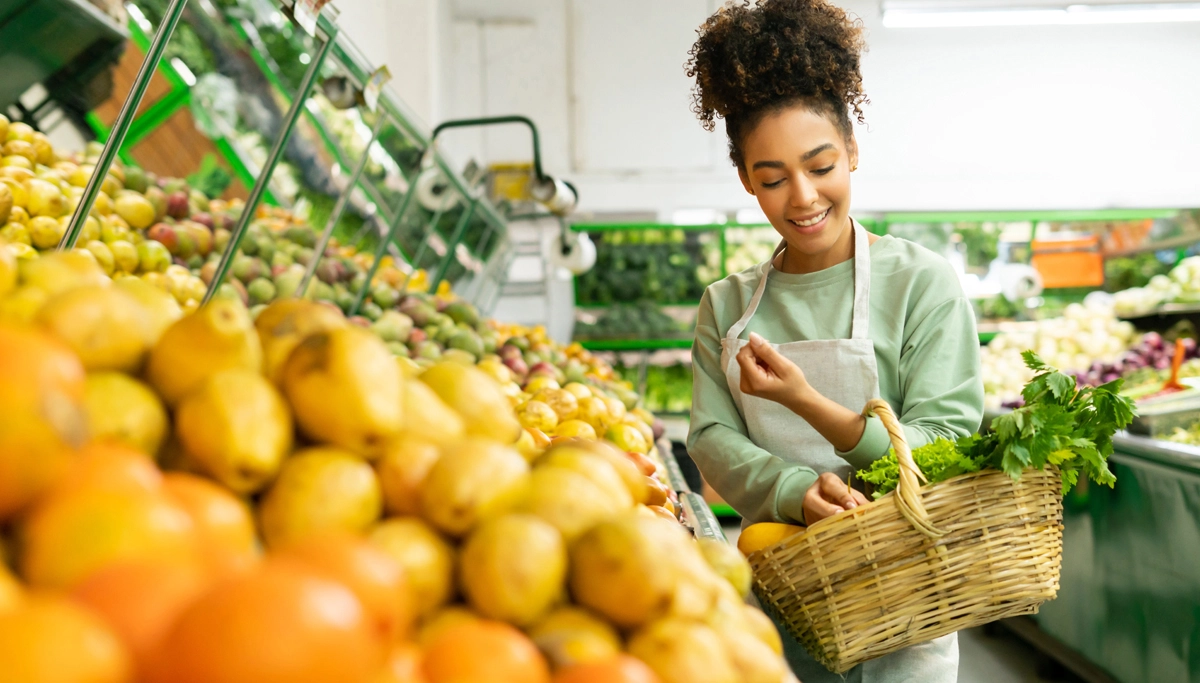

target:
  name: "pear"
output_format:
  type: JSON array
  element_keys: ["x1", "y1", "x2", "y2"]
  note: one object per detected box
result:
[
  {"x1": 36, "y1": 285, "x2": 151, "y2": 373},
  {"x1": 369, "y1": 518, "x2": 456, "y2": 619},
  {"x1": 281, "y1": 326, "x2": 402, "y2": 457},
  {"x1": 512, "y1": 467, "x2": 624, "y2": 542},
  {"x1": 569, "y1": 513, "x2": 700, "y2": 630},
  {"x1": 145, "y1": 298, "x2": 261, "y2": 407},
  {"x1": 459, "y1": 514, "x2": 566, "y2": 627},
  {"x1": 17, "y1": 250, "x2": 108, "y2": 296},
  {"x1": 696, "y1": 537, "x2": 753, "y2": 598},
  {"x1": 419, "y1": 439, "x2": 529, "y2": 538},
  {"x1": 399, "y1": 379, "x2": 465, "y2": 446},
  {"x1": 253, "y1": 298, "x2": 346, "y2": 384},
  {"x1": 418, "y1": 361, "x2": 521, "y2": 444},
  {"x1": 628, "y1": 617, "x2": 739, "y2": 683},
  {"x1": 0, "y1": 241, "x2": 15, "y2": 297},
  {"x1": 83, "y1": 372, "x2": 168, "y2": 457},
  {"x1": 258, "y1": 447, "x2": 382, "y2": 549},
  {"x1": 376, "y1": 436, "x2": 441, "y2": 516},
  {"x1": 112, "y1": 277, "x2": 182, "y2": 345},
  {"x1": 526, "y1": 606, "x2": 622, "y2": 669},
  {"x1": 535, "y1": 447, "x2": 634, "y2": 510},
  {"x1": 176, "y1": 370, "x2": 293, "y2": 494}
]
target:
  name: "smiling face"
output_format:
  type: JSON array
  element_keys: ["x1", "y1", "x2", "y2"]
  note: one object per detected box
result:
[{"x1": 737, "y1": 105, "x2": 859, "y2": 274}]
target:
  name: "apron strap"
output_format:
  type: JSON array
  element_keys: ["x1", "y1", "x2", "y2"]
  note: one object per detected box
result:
[
  {"x1": 849, "y1": 219, "x2": 872, "y2": 340},
  {"x1": 724, "y1": 218, "x2": 873, "y2": 345},
  {"x1": 724, "y1": 242, "x2": 783, "y2": 345}
]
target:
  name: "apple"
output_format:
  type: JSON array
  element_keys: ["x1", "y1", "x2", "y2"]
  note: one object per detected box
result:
[{"x1": 146, "y1": 222, "x2": 179, "y2": 253}]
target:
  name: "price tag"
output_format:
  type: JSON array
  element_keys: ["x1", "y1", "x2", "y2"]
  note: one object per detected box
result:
[
  {"x1": 363, "y1": 66, "x2": 391, "y2": 112},
  {"x1": 293, "y1": 0, "x2": 331, "y2": 37},
  {"x1": 682, "y1": 492, "x2": 725, "y2": 542}
]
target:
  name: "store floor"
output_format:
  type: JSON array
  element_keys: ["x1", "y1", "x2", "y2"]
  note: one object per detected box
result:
[{"x1": 720, "y1": 522, "x2": 1085, "y2": 683}]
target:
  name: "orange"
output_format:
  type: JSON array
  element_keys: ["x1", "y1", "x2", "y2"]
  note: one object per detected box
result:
[
  {"x1": 162, "y1": 473, "x2": 259, "y2": 576},
  {"x1": 422, "y1": 619, "x2": 550, "y2": 683},
  {"x1": 373, "y1": 642, "x2": 427, "y2": 683},
  {"x1": 20, "y1": 486, "x2": 196, "y2": 590},
  {"x1": 553, "y1": 655, "x2": 663, "y2": 683},
  {"x1": 0, "y1": 326, "x2": 87, "y2": 520},
  {"x1": 273, "y1": 533, "x2": 415, "y2": 642},
  {"x1": 51, "y1": 442, "x2": 161, "y2": 497},
  {"x1": 148, "y1": 560, "x2": 386, "y2": 683},
  {"x1": 0, "y1": 593, "x2": 132, "y2": 683},
  {"x1": 70, "y1": 558, "x2": 210, "y2": 677}
]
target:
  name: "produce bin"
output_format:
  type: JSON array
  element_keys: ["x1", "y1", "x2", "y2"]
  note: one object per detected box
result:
[
  {"x1": 0, "y1": 0, "x2": 127, "y2": 109},
  {"x1": 1033, "y1": 433, "x2": 1200, "y2": 683}
]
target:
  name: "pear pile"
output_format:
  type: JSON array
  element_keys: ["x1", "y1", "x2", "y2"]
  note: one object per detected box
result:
[
  {"x1": 0, "y1": 246, "x2": 792, "y2": 683},
  {"x1": 0, "y1": 112, "x2": 429, "y2": 319}
]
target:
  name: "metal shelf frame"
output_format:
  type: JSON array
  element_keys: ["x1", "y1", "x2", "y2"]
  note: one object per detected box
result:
[{"x1": 61, "y1": 0, "x2": 512, "y2": 308}]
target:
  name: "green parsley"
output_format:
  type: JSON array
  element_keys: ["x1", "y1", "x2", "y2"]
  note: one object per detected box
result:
[{"x1": 857, "y1": 351, "x2": 1135, "y2": 497}]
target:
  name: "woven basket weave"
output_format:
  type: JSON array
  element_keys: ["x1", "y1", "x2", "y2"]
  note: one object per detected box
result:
[{"x1": 747, "y1": 399, "x2": 1064, "y2": 673}]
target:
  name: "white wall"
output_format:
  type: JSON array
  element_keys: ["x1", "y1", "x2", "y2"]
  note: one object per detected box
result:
[
  {"x1": 334, "y1": 0, "x2": 441, "y2": 126},
  {"x1": 338, "y1": 0, "x2": 1200, "y2": 216}
]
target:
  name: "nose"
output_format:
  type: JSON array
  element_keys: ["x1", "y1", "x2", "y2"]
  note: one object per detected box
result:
[{"x1": 789, "y1": 174, "x2": 820, "y2": 208}]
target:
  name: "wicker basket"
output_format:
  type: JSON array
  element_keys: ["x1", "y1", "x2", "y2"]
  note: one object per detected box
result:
[{"x1": 747, "y1": 399, "x2": 1064, "y2": 673}]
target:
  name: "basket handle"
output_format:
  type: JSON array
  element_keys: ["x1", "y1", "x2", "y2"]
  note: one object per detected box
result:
[{"x1": 863, "y1": 399, "x2": 946, "y2": 539}]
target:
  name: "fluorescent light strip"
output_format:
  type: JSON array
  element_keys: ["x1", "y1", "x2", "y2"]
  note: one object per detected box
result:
[{"x1": 882, "y1": 3, "x2": 1200, "y2": 28}]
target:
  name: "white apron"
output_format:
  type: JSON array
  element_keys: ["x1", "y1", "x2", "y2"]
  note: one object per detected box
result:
[{"x1": 719, "y1": 221, "x2": 959, "y2": 683}]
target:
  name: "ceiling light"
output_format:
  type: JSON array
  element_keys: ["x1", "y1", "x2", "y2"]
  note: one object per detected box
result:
[{"x1": 882, "y1": 2, "x2": 1200, "y2": 28}]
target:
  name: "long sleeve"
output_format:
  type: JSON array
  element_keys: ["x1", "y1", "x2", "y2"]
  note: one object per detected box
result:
[
  {"x1": 836, "y1": 296, "x2": 984, "y2": 469},
  {"x1": 686, "y1": 291, "x2": 819, "y2": 524}
]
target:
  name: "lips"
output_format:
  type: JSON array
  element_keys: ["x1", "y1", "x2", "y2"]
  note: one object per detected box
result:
[{"x1": 789, "y1": 209, "x2": 829, "y2": 229}]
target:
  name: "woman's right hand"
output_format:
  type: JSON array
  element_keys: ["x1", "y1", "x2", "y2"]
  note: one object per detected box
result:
[{"x1": 803, "y1": 472, "x2": 870, "y2": 526}]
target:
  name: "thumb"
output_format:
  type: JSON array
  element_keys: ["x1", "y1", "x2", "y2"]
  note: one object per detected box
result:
[{"x1": 748, "y1": 332, "x2": 789, "y2": 373}]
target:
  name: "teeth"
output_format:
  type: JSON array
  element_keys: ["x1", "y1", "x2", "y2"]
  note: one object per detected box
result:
[{"x1": 792, "y1": 210, "x2": 828, "y2": 228}]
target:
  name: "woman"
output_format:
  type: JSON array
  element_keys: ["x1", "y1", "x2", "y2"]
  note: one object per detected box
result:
[{"x1": 685, "y1": 1, "x2": 983, "y2": 681}]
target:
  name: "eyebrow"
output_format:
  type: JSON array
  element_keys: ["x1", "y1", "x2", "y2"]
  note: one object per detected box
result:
[{"x1": 750, "y1": 144, "x2": 837, "y2": 171}]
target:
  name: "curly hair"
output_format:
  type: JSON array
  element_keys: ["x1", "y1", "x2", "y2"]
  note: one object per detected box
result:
[{"x1": 685, "y1": 0, "x2": 868, "y2": 168}]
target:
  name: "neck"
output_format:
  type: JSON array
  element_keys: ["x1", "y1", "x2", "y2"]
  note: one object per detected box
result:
[{"x1": 776, "y1": 218, "x2": 856, "y2": 274}]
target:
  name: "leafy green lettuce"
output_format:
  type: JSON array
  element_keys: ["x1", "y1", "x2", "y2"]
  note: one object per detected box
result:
[{"x1": 858, "y1": 438, "x2": 982, "y2": 499}]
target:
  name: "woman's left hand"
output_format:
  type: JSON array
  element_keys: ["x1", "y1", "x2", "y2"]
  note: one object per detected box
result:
[{"x1": 736, "y1": 332, "x2": 811, "y2": 410}]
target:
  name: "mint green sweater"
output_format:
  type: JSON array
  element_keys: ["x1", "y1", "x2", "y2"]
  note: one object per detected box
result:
[{"x1": 687, "y1": 235, "x2": 983, "y2": 525}]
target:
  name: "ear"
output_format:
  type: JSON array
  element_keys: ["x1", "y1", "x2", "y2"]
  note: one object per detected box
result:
[
  {"x1": 846, "y1": 135, "x2": 860, "y2": 170},
  {"x1": 737, "y1": 165, "x2": 755, "y2": 196}
]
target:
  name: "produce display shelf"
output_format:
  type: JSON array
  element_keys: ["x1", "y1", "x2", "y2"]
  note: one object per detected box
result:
[
  {"x1": 579, "y1": 338, "x2": 694, "y2": 351},
  {"x1": 1116, "y1": 302, "x2": 1200, "y2": 335},
  {"x1": 881, "y1": 209, "x2": 1179, "y2": 224},
  {"x1": 1033, "y1": 431, "x2": 1200, "y2": 683}
]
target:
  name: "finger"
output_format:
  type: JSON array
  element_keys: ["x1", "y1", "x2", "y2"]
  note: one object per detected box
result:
[
  {"x1": 804, "y1": 493, "x2": 844, "y2": 524},
  {"x1": 850, "y1": 488, "x2": 871, "y2": 507},
  {"x1": 748, "y1": 333, "x2": 794, "y2": 375},
  {"x1": 737, "y1": 347, "x2": 769, "y2": 382},
  {"x1": 819, "y1": 473, "x2": 861, "y2": 509}
]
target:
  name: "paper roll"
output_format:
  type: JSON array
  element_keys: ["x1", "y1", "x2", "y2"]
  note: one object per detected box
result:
[
  {"x1": 998, "y1": 263, "x2": 1044, "y2": 302},
  {"x1": 414, "y1": 168, "x2": 461, "y2": 213},
  {"x1": 550, "y1": 231, "x2": 596, "y2": 275}
]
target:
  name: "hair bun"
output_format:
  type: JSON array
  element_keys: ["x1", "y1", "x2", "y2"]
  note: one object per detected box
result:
[{"x1": 686, "y1": 0, "x2": 868, "y2": 133}]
